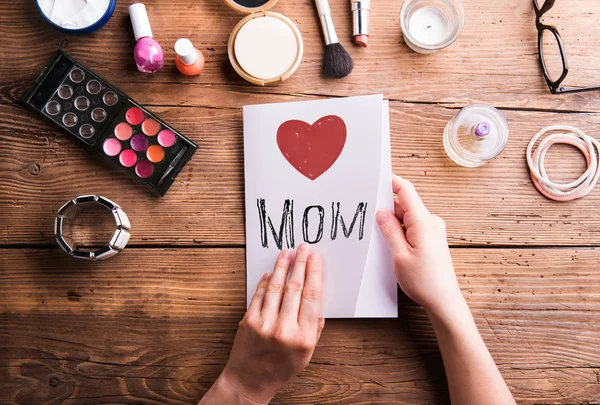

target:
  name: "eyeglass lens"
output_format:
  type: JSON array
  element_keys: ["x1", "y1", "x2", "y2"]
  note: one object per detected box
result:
[{"x1": 539, "y1": 28, "x2": 564, "y2": 83}]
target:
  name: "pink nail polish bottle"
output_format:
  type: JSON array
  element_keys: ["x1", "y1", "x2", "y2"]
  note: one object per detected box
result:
[{"x1": 128, "y1": 3, "x2": 164, "y2": 73}]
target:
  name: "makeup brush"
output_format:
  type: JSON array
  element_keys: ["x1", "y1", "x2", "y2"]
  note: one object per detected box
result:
[{"x1": 314, "y1": 0, "x2": 354, "y2": 79}]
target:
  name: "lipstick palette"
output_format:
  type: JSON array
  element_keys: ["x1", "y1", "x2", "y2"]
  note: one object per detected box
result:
[{"x1": 24, "y1": 50, "x2": 197, "y2": 196}]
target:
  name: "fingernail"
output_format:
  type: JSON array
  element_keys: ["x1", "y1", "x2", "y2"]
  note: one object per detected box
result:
[
  {"x1": 280, "y1": 250, "x2": 291, "y2": 259},
  {"x1": 299, "y1": 243, "x2": 310, "y2": 253},
  {"x1": 376, "y1": 211, "x2": 389, "y2": 226},
  {"x1": 260, "y1": 273, "x2": 269, "y2": 282}
]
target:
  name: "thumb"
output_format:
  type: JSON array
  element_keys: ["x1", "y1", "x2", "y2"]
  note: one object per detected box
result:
[{"x1": 376, "y1": 210, "x2": 408, "y2": 256}]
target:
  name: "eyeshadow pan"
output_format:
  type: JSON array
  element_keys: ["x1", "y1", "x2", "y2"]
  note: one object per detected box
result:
[
  {"x1": 45, "y1": 100, "x2": 61, "y2": 115},
  {"x1": 131, "y1": 133, "x2": 149, "y2": 151},
  {"x1": 91, "y1": 107, "x2": 107, "y2": 122},
  {"x1": 135, "y1": 160, "x2": 154, "y2": 178},
  {"x1": 103, "y1": 91, "x2": 118, "y2": 106},
  {"x1": 86, "y1": 80, "x2": 102, "y2": 94},
  {"x1": 74, "y1": 96, "x2": 90, "y2": 111},
  {"x1": 58, "y1": 85, "x2": 73, "y2": 99},
  {"x1": 119, "y1": 149, "x2": 138, "y2": 167},
  {"x1": 70, "y1": 68, "x2": 85, "y2": 83},
  {"x1": 79, "y1": 123, "x2": 95, "y2": 138},
  {"x1": 114, "y1": 122, "x2": 133, "y2": 140},
  {"x1": 62, "y1": 112, "x2": 78, "y2": 127},
  {"x1": 142, "y1": 119, "x2": 160, "y2": 136},
  {"x1": 126, "y1": 107, "x2": 144, "y2": 125},
  {"x1": 146, "y1": 145, "x2": 165, "y2": 163},
  {"x1": 103, "y1": 138, "x2": 122, "y2": 156},
  {"x1": 157, "y1": 129, "x2": 176, "y2": 147}
]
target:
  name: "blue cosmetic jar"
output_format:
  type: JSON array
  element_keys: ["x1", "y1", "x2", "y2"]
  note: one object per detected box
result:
[{"x1": 36, "y1": 0, "x2": 117, "y2": 34}]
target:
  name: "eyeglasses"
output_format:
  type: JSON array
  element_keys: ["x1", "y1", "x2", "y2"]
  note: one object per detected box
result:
[{"x1": 534, "y1": 0, "x2": 600, "y2": 94}]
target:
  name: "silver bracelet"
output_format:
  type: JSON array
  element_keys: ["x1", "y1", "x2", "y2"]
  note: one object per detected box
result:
[{"x1": 54, "y1": 195, "x2": 131, "y2": 261}]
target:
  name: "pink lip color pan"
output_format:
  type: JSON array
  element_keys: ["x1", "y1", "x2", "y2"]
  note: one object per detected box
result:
[
  {"x1": 157, "y1": 129, "x2": 176, "y2": 147},
  {"x1": 103, "y1": 138, "x2": 122, "y2": 156},
  {"x1": 119, "y1": 149, "x2": 138, "y2": 167},
  {"x1": 25, "y1": 50, "x2": 197, "y2": 196},
  {"x1": 126, "y1": 107, "x2": 145, "y2": 125},
  {"x1": 131, "y1": 133, "x2": 149, "y2": 151},
  {"x1": 136, "y1": 160, "x2": 154, "y2": 178},
  {"x1": 114, "y1": 122, "x2": 133, "y2": 141},
  {"x1": 114, "y1": 122, "x2": 133, "y2": 140}
]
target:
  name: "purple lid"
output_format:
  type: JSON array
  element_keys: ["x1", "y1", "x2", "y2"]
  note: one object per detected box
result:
[{"x1": 473, "y1": 121, "x2": 491, "y2": 138}]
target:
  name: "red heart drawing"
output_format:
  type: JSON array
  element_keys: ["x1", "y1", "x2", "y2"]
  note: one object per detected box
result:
[{"x1": 277, "y1": 115, "x2": 347, "y2": 181}]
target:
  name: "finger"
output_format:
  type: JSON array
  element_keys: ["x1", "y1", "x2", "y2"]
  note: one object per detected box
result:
[
  {"x1": 247, "y1": 272, "x2": 270, "y2": 315},
  {"x1": 394, "y1": 197, "x2": 405, "y2": 224},
  {"x1": 316, "y1": 317, "x2": 325, "y2": 341},
  {"x1": 262, "y1": 250, "x2": 293, "y2": 318},
  {"x1": 392, "y1": 175, "x2": 430, "y2": 223},
  {"x1": 280, "y1": 243, "x2": 312, "y2": 322},
  {"x1": 376, "y1": 210, "x2": 409, "y2": 254},
  {"x1": 298, "y1": 253, "x2": 324, "y2": 333}
]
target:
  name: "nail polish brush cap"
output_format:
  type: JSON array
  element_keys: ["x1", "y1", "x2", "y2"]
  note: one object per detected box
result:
[
  {"x1": 175, "y1": 38, "x2": 197, "y2": 65},
  {"x1": 129, "y1": 3, "x2": 153, "y2": 40}
]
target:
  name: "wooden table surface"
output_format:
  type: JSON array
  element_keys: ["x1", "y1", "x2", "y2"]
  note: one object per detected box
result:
[{"x1": 2, "y1": 0, "x2": 600, "y2": 404}]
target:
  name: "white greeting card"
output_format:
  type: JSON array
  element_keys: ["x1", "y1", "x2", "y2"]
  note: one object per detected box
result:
[{"x1": 243, "y1": 95, "x2": 397, "y2": 318}]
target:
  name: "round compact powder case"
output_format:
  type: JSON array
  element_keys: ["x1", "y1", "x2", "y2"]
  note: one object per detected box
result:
[{"x1": 225, "y1": 0, "x2": 304, "y2": 86}]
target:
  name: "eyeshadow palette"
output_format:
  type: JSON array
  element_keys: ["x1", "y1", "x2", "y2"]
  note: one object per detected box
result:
[{"x1": 24, "y1": 50, "x2": 197, "y2": 196}]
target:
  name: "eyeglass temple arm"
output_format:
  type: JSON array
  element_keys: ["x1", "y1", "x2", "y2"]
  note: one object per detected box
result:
[{"x1": 555, "y1": 85, "x2": 600, "y2": 94}]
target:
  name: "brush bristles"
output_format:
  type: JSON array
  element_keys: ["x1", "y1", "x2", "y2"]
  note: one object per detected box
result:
[{"x1": 323, "y1": 43, "x2": 354, "y2": 79}]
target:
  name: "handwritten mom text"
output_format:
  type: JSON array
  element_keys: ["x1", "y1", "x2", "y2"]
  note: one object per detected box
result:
[{"x1": 257, "y1": 199, "x2": 368, "y2": 250}]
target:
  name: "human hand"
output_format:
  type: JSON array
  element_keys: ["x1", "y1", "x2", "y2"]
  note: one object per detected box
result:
[
  {"x1": 376, "y1": 175, "x2": 464, "y2": 319},
  {"x1": 216, "y1": 243, "x2": 325, "y2": 405}
]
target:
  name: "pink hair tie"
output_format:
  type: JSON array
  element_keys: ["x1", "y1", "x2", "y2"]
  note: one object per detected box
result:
[{"x1": 527, "y1": 125, "x2": 600, "y2": 201}]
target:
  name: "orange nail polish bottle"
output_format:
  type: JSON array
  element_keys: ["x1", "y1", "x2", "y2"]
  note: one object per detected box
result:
[{"x1": 175, "y1": 38, "x2": 205, "y2": 76}]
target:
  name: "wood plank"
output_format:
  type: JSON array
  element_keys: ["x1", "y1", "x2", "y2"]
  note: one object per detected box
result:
[
  {"x1": 2, "y1": 1, "x2": 600, "y2": 113},
  {"x1": 2, "y1": 101, "x2": 600, "y2": 246},
  {"x1": 1, "y1": 247, "x2": 599, "y2": 404}
]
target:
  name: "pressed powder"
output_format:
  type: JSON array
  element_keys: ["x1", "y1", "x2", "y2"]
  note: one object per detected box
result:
[
  {"x1": 234, "y1": 16, "x2": 298, "y2": 80},
  {"x1": 225, "y1": 0, "x2": 303, "y2": 86}
]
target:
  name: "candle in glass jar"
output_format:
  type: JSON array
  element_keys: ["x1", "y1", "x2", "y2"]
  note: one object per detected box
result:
[
  {"x1": 400, "y1": 0, "x2": 464, "y2": 54},
  {"x1": 408, "y1": 6, "x2": 449, "y2": 46}
]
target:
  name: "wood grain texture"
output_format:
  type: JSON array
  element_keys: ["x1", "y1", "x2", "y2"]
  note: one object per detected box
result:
[
  {"x1": 2, "y1": 101, "x2": 600, "y2": 246},
  {"x1": 1, "y1": 247, "x2": 599, "y2": 404},
  {"x1": 3, "y1": 0, "x2": 600, "y2": 247},
  {"x1": 3, "y1": 0, "x2": 600, "y2": 403},
  {"x1": 2, "y1": 0, "x2": 600, "y2": 112}
]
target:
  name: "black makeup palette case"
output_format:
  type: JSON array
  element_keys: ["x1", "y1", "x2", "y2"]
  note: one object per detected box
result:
[{"x1": 23, "y1": 50, "x2": 197, "y2": 196}]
